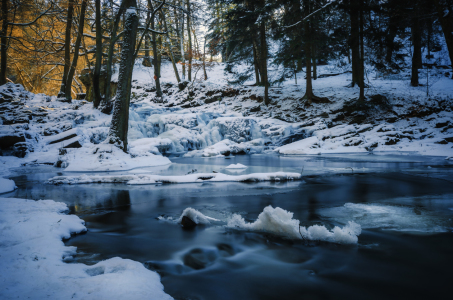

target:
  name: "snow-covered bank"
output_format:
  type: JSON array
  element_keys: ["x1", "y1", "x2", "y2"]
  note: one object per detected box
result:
[
  {"x1": 227, "y1": 206, "x2": 361, "y2": 244},
  {"x1": 0, "y1": 197, "x2": 173, "y2": 300},
  {"x1": 47, "y1": 171, "x2": 302, "y2": 185},
  {"x1": 0, "y1": 178, "x2": 16, "y2": 194}
]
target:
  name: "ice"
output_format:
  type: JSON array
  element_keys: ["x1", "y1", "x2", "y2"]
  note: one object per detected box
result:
[
  {"x1": 320, "y1": 203, "x2": 453, "y2": 233},
  {"x1": 225, "y1": 163, "x2": 248, "y2": 169},
  {"x1": 47, "y1": 172, "x2": 302, "y2": 185},
  {"x1": 177, "y1": 207, "x2": 220, "y2": 225},
  {"x1": 0, "y1": 197, "x2": 172, "y2": 300},
  {"x1": 0, "y1": 178, "x2": 16, "y2": 194},
  {"x1": 227, "y1": 206, "x2": 361, "y2": 244}
]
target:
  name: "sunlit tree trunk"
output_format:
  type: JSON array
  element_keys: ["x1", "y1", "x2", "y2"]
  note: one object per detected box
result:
[
  {"x1": 58, "y1": 0, "x2": 74, "y2": 97},
  {"x1": 93, "y1": 0, "x2": 103, "y2": 107}
]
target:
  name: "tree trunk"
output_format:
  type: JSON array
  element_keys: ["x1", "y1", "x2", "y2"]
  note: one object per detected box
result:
[
  {"x1": 186, "y1": 0, "x2": 192, "y2": 81},
  {"x1": 58, "y1": 0, "x2": 74, "y2": 97},
  {"x1": 203, "y1": 38, "x2": 208, "y2": 80},
  {"x1": 65, "y1": 0, "x2": 87, "y2": 100},
  {"x1": 411, "y1": 3, "x2": 422, "y2": 86},
  {"x1": 93, "y1": 0, "x2": 103, "y2": 107},
  {"x1": 304, "y1": 18, "x2": 313, "y2": 104},
  {"x1": 350, "y1": 0, "x2": 360, "y2": 86},
  {"x1": 385, "y1": 15, "x2": 397, "y2": 64},
  {"x1": 434, "y1": 0, "x2": 453, "y2": 78},
  {"x1": 108, "y1": 0, "x2": 139, "y2": 152},
  {"x1": 260, "y1": 22, "x2": 269, "y2": 106},
  {"x1": 0, "y1": 0, "x2": 9, "y2": 85},
  {"x1": 151, "y1": 6, "x2": 162, "y2": 97},
  {"x1": 161, "y1": 11, "x2": 181, "y2": 82},
  {"x1": 359, "y1": 1, "x2": 365, "y2": 101},
  {"x1": 179, "y1": 1, "x2": 185, "y2": 80},
  {"x1": 252, "y1": 43, "x2": 260, "y2": 85},
  {"x1": 312, "y1": 44, "x2": 317, "y2": 80},
  {"x1": 143, "y1": 11, "x2": 152, "y2": 67},
  {"x1": 104, "y1": 2, "x2": 125, "y2": 113}
]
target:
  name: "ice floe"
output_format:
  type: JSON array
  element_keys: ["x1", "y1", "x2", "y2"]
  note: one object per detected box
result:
[
  {"x1": 226, "y1": 206, "x2": 361, "y2": 244},
  {"x1": 225, "y1": 163, "x2": 248, "y2": 169}
]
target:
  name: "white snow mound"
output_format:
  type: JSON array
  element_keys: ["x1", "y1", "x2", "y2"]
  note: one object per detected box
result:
[
  {"x1": 0, "y1": 197, "x2": 173, "y2": 300},
  {"x1": 0, "y1": 178, "x2": 16, "y2": 194},
  {"x1": 227, "y1": 205, "x2": 361, "y2": 244}
]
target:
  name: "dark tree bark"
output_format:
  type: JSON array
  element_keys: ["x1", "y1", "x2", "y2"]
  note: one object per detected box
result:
[
  {"x1": 411, "y1": 3, "x2": 422, "y2": 86},
  {"x1": 186, "y1": 0, "x2": 192, "y2": 81},
  {"x1": 359, "y1": 1, "x2": 365, "y2": 101},
  {"x1": 385, "y1": 14, "x2": 397, "y2": 64},
  {"x1": 143, "y1": 10, "x2": 152, "y2": 67},
  {"x1": 434, "y1": 0, "x2": 453, "y2": 78},
  {"x1": 108, "y1": 0, "x2": 139, "y2": 152},
  {"x1": 149, "y1": 0, "x2": 163, "y2": 97},
  {"x1": 0, "y1": 0, "x2": 9, "y2": 85},
  {"x1": 161, "y1": 11, "x2": 181, "y2": 83},
  {"x1": 65, "y1": 0, "x2": 87, "y2": 100},
  {"x1": 103, "y1": 2, "x2": 126, "y2": 113},
  {"x1": 93, "y1": 0, "x2": 103, "y2": 108},
  {"x1": 252, "y1": 43, "x2": 260, "y2": 85},
  {"x1": 58, "y1": 0, "x2": 74, "y2": 97},
  {"x1": 350, "y1": 0, "x2": 360, "y2": 86},
  {"x1": 259, "y1": 22, "x2": 269, "y2": 105}
]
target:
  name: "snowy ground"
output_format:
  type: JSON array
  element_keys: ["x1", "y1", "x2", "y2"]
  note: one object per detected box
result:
[
  {"x1": 1, "y1": 59, "x2": 452, "y2": 180},
  {"x1": 0, "y1": 197, "x2": 173, "y2": 300}
]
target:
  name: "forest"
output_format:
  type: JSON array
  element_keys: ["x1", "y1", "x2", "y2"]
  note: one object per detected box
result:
[{"x1": 1, "y1": 1, "x2": 453, "y2": 300}]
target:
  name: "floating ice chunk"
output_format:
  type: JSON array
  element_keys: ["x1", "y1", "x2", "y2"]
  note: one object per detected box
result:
[
  {"x1": 226, "y1": 206, "x2": 361, "y2": 244},
  {"x1": 177, "y1": 208, "x2": 220, "y2": 225},
  {"x1": 0, "y1": 178, "x2": 16, "y2": 194},
  {"x1": 225, "y1": 163, "x2": 248, "y2": 169}
]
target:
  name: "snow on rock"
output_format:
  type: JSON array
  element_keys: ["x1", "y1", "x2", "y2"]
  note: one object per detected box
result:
[
  {"x1": 177, "y1": 207, "x2": 220, "y2": 225},
  {"x1": 227, "y1": 206, "x2": 361, "y2": 244},
  {"x1": 225, "y1": 163, "x2": 248, "y2": 169},
  {"x1": 129, "y1": 138, "x2": 173, "y2": 155},
  {"x1": 0, "y1": 178, "x2": 17, "y2": 194},
  {"x1": 0, "y1": 197, "x2": 173, "y2": 300},
  {"x1": 275, "y1": 136, "x2": 321, "y2": 155},
  {"x1": 47, "y1": 172, "x2": 302, "y2": 185},
  {"x1": 60, "y1": 143, "x2": 171, "y2": 172}
]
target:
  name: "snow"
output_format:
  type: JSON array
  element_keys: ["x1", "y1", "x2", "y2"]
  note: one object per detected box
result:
[
  {"x1": 226, "y1": 206, "x2": 361, "y2": 244},
  {"x1": 60, "y1": 143, "x2": 171, "y2": 172},
  {"x1": 0, "y1": 178, "x2": 16, "y2": 194},
  {"x1": 0, "y1": 197, "x2": 172, "y2": 300},
  {"x1": 47, "y1": 172, "x2": 302, "y2": 185},
  {"x1": 177, "y1": 207, "x2": 220, "y2": 224},
  {"x1": 275, "y1": 136, "x2": 321, "y2": 155},
  {"x1": 225, "y1": 163, "x2": 248, "y2": 169}
]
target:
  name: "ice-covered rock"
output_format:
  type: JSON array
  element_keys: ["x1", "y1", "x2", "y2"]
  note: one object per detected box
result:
[{"x1": 0, "y1": 178, "x2": 16, "y2": 193}]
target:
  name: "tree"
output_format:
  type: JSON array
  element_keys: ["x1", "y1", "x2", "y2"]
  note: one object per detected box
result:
[
  {"x1": 434, "y1": 0, "x2": 453, "y2": 78},
  {"x1": 108, "y1": 0, "x2": 139, "y2": 152}
]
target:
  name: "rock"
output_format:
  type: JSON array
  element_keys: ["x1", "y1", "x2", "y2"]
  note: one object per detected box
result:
[
  {"x1": 250, "y1": 105, "x2": 261, "y2": 112},
  {"x1": 181, "y1": 216, "x2": 197, "y2": 229},
  {"x1": 12, "y1": 142, "x2": 33, "y2": 158},
  {"x1": 182, "y1": 248, "x2": 215, "y2": 270},
  {"x1": 178, "y1": 81, "x2": 189, "y2": 91},
  {"x1": 0, "y1": 134, "x2": 25, "y2": 149}
]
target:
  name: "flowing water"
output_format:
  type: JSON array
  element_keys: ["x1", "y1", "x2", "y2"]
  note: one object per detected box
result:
[{"x1": 6, "y1": 154, "x2": 453, "y2": 300}]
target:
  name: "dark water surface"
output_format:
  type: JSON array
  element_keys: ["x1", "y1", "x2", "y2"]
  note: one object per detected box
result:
[{"x1": 7, "y1": 154, "x2": 453, "y2": 300}]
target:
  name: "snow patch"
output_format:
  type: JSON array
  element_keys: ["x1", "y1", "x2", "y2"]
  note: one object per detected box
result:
[
  {"x1": 0, "y1": 197, "x2": 172, "y2": 300},
  {"x1": 225, "y1": 163, "x2": 248, "y2": 169},
  {"x1": 0, "y1": 178, "x2": 16, "y2": 194}
]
